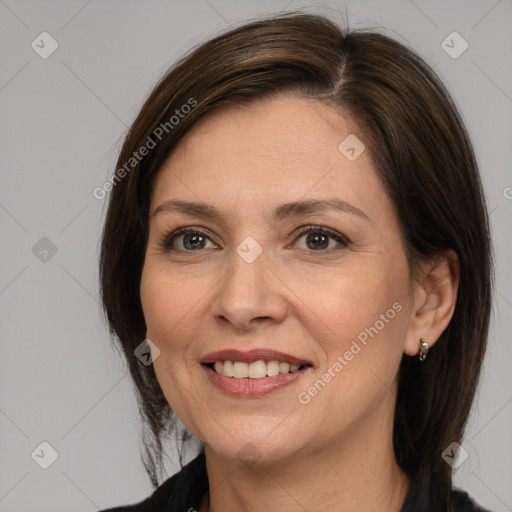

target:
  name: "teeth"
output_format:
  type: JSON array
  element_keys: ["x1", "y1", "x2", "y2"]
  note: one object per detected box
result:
[
  {"x1": 279, "y1": 362, "x2": 290, "y2": 374},
  {"x1": 210, "y1": 360, "x2": 307, "y2": 378},
  {"x1": 223, "y1": 360, "x2": 234, "y2": 377},
  {"x1": 266, "y1": 360, "x2": 280, "y2": 376},
  {"x1": 233, "y1": 361, "x2": 249, "y2": 378},
  {"x1": 249, "y1": 360, "x2": 267, "y2": 379}
]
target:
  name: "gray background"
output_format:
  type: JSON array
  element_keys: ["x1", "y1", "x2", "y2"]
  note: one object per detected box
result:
[{"x1": 0, "y1": 0, "x2": 511, "y2": 510}]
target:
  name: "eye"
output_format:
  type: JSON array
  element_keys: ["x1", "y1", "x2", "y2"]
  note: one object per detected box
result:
[
  {"x1": 292, "y1": 225, "x2": 350, "y2": 252},
  {"x1": 160, "y1": 227, "x2": 218, "y2": 252},
  {"x1": 159, "y1": 225, "x2": 350, "y2": 254}
]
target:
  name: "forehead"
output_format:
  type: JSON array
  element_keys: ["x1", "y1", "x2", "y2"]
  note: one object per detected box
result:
[
  {"x1": 150, "y1": 94, "x2": 383, "y2": 219},
  {"x1": 174, "y1": 95, "x2": 359, "y2": 171}
]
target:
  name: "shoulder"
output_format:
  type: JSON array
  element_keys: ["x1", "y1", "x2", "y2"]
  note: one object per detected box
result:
[
  {"x1": 98, "y1": 452, "x2": 208, "y2": 512},
  {"x1": 402, "y1": 481, "x2": 494, "y2": 512},
  {"x1": 450, "y1": 489, "x2": 493, "y2": 512}
]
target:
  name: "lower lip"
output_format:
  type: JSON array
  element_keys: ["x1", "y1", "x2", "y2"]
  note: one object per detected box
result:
[{"x1": 201, "y1": 364, "x2": 311, "y2": 397}]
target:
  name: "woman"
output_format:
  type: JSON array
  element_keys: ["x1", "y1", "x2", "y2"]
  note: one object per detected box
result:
[{"x1": 98, "y1": 12, "x2": 493, "y2": 512}]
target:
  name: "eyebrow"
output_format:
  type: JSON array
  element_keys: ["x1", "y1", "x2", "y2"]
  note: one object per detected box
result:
[{"x1": 151, "y1": 198, "x2": 369, "y2": 223}]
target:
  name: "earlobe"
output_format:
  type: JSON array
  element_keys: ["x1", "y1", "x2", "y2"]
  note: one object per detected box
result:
[{"x1": 403, "y1": 250, "x2": 460, "y2": 357}]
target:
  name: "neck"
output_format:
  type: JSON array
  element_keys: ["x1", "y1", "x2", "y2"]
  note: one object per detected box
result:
[{"x1": 200, "y1": 396, "x2": 410, "y2": 512}]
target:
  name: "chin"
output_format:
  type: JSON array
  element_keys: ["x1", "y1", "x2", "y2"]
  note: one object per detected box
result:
[
  {"x1": 197, "y1": 416, "x2": 310, "y2": 468},
  {"x1": 206, "y1": 436, "x2": 301, "y2": 468}
]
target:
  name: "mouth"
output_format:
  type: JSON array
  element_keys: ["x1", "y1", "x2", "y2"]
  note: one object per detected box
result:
[
  {"x1": 203, "y1": 360, "x2": 312, "y2": 378},
  {"x1": 200, "y1": 349, "x2": 313, "y2": 397}
]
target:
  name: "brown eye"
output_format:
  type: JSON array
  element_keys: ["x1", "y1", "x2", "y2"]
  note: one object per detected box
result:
[
  {"x1": 161, "y1": 228, "x2": 218, "y2": 252},
  {"x1": 304, "y1": 232, "x2": 330, "y2": 250},
  {"x1": 181, "y1": 233, "x2": 208, "y2": 250},
  {"x1": 293, "y1": 226, "x2": 349, "y2": 252}
]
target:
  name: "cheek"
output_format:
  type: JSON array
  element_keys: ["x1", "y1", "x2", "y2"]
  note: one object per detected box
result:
[
  {"x1": 140, "y1": 264, "x2": 204, "y2": 426},
  {"x1": 306, "y1": 261, "x2": 409, "y2": 378},
  {"x1": 302, "y1": 282, "x2": 406, "y2": 424},
  {"x1": 307, "y1": 264, "x2": 401, "y2": 332},
  {"x1": 140, "y1": 264, "x2": 199, "y2": 351}
]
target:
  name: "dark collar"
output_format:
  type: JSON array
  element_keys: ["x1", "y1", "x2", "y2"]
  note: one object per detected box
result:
[
  {"x1": 106, "y1": 452, "x2": 491, "y2": 512},
  {"x1": 158, "y1": 452, "x2": 208, "y2": 511}
]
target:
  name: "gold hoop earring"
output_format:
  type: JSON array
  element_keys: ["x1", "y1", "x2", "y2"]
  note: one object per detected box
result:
[{"x1": 419, "y1": 338, "x2": 429, "y2": 361}]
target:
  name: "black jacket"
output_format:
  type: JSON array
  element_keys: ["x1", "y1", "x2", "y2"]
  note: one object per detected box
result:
[{"x1": 99, "y1": 452, "x2": 492, "y2": 512}]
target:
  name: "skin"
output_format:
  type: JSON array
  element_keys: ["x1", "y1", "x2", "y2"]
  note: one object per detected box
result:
[{"x1": 140, "y1": 95, "x2": 459, "y2": 512}]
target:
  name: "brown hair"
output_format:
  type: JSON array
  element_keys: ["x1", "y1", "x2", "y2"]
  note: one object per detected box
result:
[{"x1": 99, "y1": 11, "x2": 493, "y2": 508}]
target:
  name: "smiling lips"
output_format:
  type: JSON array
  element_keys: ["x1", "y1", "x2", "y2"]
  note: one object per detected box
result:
[
  {"x1": 200, "y1": 349, "x2": 313, "y2": 397},
  {"x1": 212, "y1": 360, "x2": 303, "y2": 378}
]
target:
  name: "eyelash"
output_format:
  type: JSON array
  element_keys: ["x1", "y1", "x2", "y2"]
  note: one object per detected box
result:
[{"x1": 158, "y1": 225, "x2": 351, "y2": 254}]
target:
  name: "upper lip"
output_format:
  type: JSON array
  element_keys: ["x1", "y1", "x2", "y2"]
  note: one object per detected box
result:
[{"x1": 200, "y1": 349, "x2": 313, "y2": 366}]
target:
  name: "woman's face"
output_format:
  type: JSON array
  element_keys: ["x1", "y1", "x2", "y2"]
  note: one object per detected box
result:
[{"x1": 140, "y1": 95, "x2": 418, "y2": 465}]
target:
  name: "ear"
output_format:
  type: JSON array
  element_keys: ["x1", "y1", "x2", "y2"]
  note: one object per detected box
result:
[{"x1": 403, "y1": 250, "x2": 460, "y2": 356}]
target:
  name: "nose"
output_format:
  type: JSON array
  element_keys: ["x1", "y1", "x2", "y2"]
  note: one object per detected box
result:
[{"x1": 210, "y1": 246, "x2": 288, "y2": 331}]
